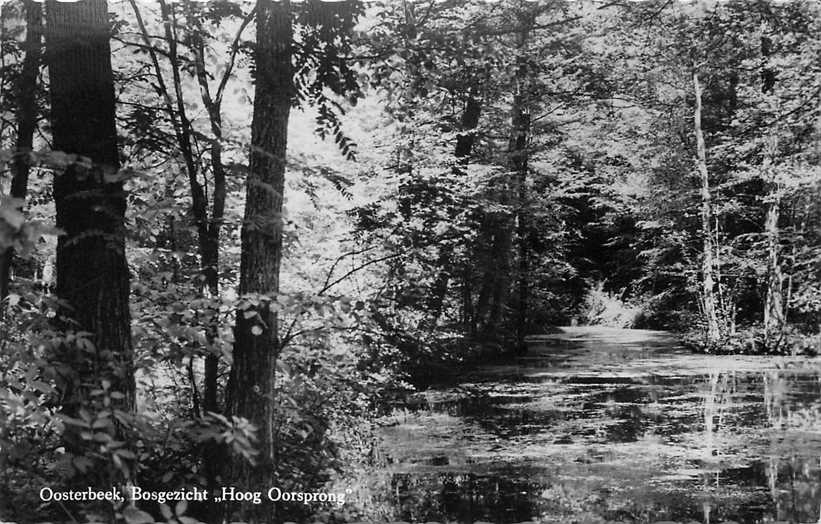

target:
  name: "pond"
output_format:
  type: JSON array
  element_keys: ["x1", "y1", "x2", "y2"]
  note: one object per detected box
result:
[{"x1": 341, "y1": 327, "x2": 821, "y2": 524}]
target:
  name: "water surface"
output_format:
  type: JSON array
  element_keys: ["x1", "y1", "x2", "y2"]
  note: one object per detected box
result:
[{"x1": 344, "y1": 327, "x2": 821, "y2": 524}]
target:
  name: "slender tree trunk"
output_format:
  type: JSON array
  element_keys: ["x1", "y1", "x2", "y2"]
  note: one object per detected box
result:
[
  {"x1": 462, "y1": 264, "x2": 475, "y2": 335},
  {"x1": 513, "y1": 130, "x2": 529, "y2": 355},
  {"x1": 227, "y1": 1, "x2": 291, "y2": 522},
  {"x1": 183, "y1": 5, "x2": 230, "y2": 512},
  {"x1": 474, "y1": 249, "x2": 493, "y2": 331},
  {"x1": 45, "y1": 0, "x2": 134, "y2": 449},
  {"x1": 760, "y1": 38, "x2": 784, "y2": 349},
  {"x1": 487, "y1": 229, "x2": 512, "y2": 335},
  {"x1": 764, "y1": 181, "x2": 784, "y2": 347},
  {"x1": 129, "y1": 5, "x2": 237, "y2": 514},
  {"x1": 785, "y1": 199, "x2": 811, "y2": 323},
  {"x1": 0, "y1": 0, "x2": 42, "y2": 307},
  {"x1": 693, "y1": 71, "x2": 720, "y2": 344},
  {"x1": 509, "y1": 26, "x2": 530, "y2": 355},
  {"x1": 713, "y1": 216, "x2": 734, "y2": 334}
]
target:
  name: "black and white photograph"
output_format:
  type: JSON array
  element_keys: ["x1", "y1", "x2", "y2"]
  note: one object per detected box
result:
[{"x1": 1, "y1": 0, "x2": 820, "y2": 523}]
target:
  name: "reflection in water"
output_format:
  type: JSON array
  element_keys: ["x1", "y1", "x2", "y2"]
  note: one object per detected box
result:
[
  {"x1": 760, "y1": 368, "x2": 821, "y2": 523},
  {"x1": 339, "y1": 328, "x2": 821, "y2": 524}
]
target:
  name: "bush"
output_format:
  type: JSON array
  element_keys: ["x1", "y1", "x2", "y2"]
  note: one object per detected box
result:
[
  {"x1": 682, "y1": 323, "x2": 820, "y2": 355},
  {"x1": 578, "y1": 282, "x2": 642, "y2": 328}
]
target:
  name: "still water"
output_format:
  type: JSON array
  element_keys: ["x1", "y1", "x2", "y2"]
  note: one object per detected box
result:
[{"x1": 343, "y1": 327, "x2": 821, "y2": 524}]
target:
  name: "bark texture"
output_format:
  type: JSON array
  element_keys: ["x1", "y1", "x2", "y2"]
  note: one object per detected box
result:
[
  {"x1": 764, "y1": 179, "x2": 784, "y2": 345},
  {"x1": 227, "y1": 1, "x2": 292, "y2": 522},
  {"x1": 693, "y1": 71, "x2": 720, "y2": 344},
  {"x1": 760, "y1": 37, "x2": 784, "y2": 348},
  {"x1": 45, "y1": 0, "x2": 134, "y2": 414}
]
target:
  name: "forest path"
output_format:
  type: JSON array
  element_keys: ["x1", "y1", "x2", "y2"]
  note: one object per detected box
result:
[{"x1": 344, "y1": 327, "x2": 821, "y2": 524}]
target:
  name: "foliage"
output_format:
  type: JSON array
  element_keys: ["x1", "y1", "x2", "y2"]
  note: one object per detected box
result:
[
  {"x1": 1, "y1": 0, "x2": 821, "y2": 523},
  {"x1": 578, "y1": 281, "x2": 642, "y2": 329}
]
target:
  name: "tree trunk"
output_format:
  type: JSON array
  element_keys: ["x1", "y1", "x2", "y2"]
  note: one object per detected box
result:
[
  {"x1": 486, "y1": 228, "x2": 512, "y2": 336},
  {"x1": 763, "y1": 181, "x2": 784, "y2": 347},
  {"x1": 693, "y1": 71, "x2": 720, "y2": 345},
  {"x1": 785, "y1": 198, "x2": 811, "y2": 323},
  {"x1": 462, "y1": 264, "x2": 475, "y2": 335},
  {"x1": 474, "y1": 247, "x2": 494, "y2": 331},
  {"x1": 130, "y1": 2, "x2": 228, "y2": 507},
  {"x1": 510, "y1": 27, "x2": 530, "y2": 355},
  {"x1": 227, "y1": 1, "x2": 291, "y2": 522},
  {"x1": 473, "y1": 221, "x2": 511, "y2": 340},
  {"x1": 422, "y1": 95, "x2": 481, "y2": 333},
  {"x1": 45, "y1": 0, "x2": 133, "y2": 467},
  {"x1": 760, "y1": 37, "x2": 784, "y2": 349},
  {"x1": 0, "y1": 0, "x2": 42, "y2": 307},
  {"x1": 513, "y1": 115, "x2": 529, "y2": 355},
  {"x1": 129, "y1": 4, "x2": 228, "y2": 512},
  {"x1": 200, "y1": 228, "x2": 221, "y2": 522},
  {"x1": 184, "y1": 4, "x2": 229, "y2": 511}
]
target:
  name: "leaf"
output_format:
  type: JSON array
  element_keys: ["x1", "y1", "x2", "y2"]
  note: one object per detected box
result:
[
  {"x1": 251, "y1": 325, "x2": 263, "y2": 336},
  {"x1": 72, "y1": 456, "x2": 93, "y2": 473},
  {"x1": 0, "y1": 204, "x2": 25, "y2": 229},
  {"x1": 122, "y1": 507, "x2": 154, "y2": 524},
  {"x1": 92, "y1": 418, "x2": 112, "y2": 429},
  {"x1": 60, "y1": 415, "x2": 90, "y2": 428},
  {"x1": 32, "y1": 380, "x2": 52, "y2": 394}
]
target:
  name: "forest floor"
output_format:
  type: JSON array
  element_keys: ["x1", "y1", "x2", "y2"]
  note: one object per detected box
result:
[{"x1": 336, "y1": 327, "x2": 821, "y2": 524}]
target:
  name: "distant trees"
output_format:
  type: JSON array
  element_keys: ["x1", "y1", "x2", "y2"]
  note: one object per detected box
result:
[
  {"x1": 352, "y1": 0, "x2": 821, "y2": 357},
  {"x1": 0, "y1": 0, "x2": 40, "y2": 306},
  {"x1": 354, "y1": 0, "x2": 602, "y2": 360},
  {"x1": 603, "y1": 0, "x2": 821, "y2": 350}
]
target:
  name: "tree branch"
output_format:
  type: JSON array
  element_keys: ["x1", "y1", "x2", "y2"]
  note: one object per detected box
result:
[{"x1": 215, "y1": 6, "x2": 256, "y2": 108}]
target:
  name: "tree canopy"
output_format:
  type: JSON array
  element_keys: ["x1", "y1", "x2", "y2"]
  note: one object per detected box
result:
[{"x1": 1, "y1": 1, "x2": 820, "y2": 523}]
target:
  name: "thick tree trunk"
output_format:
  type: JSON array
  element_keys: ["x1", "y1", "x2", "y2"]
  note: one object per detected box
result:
[
  {"x1": 227, "y1": 1, "x2": 291, "y2": 522},
  {"x1": 693, "y1": 71, "x2": 720, "y2": 344},
  {"x1": 0, "y1": 0, "x2": 42, "y2": 307},
  {"x1": 45, "y1": 0, "x2": 133, "y2": 476}
]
